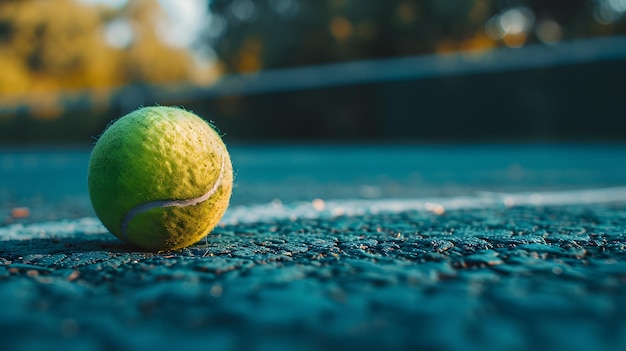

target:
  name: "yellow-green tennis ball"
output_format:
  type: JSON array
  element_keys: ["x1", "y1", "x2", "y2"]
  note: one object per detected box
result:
[{"x1": 87, "y1": 106, "x2": 233, "y2": 251}]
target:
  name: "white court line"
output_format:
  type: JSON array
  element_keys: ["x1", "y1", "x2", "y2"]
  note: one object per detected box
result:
[
  {"x1": 2, "y1": 186, "x2": 626, "y2": 241},
  {"x1": 220, "y1": 186, "x2": 626, "y2": 226}
]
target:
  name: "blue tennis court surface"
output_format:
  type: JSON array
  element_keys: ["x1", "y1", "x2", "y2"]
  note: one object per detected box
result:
[{"x1": 2, "y1": 144, "x2": 626, "y2": 350}]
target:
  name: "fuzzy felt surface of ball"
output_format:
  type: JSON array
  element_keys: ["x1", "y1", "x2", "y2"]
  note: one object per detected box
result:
[{"x1": 88, "y1": 106, "x2": 233, "y2": 251}]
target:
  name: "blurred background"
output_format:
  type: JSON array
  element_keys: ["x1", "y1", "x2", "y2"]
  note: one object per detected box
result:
[{"x1": 1, "y1": 0, "x2": 626, "y2": 144}]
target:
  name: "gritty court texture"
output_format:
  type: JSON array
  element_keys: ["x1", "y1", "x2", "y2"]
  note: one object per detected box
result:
[{"x1": 2, "y1": 145, "x2": 626, "y2": 351}]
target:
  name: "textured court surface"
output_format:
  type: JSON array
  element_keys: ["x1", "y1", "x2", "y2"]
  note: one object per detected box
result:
[{"x1": 2, "y1": 145, "x2": 626, "y2": 350}]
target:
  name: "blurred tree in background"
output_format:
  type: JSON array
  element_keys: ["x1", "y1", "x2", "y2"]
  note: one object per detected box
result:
[
  {"x1": 1, "y1": 0, "x2": 624, "y2": 93},
  {"x1": 1, "y1": 0, "x2": 626, "y2": 142},
  {"x1": 208, "y1": 0, "x2": 492, "y2": 72},
  {"x1": 207, "y1": 0, "x2": 625, "y2": 73},
  {"x1": 0, "y1": 0, "x2": 201, "y2": 118}
]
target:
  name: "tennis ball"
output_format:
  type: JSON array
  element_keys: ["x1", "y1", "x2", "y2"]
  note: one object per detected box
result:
[{"x1": 88, "y1": 106, "x2": 233, "y2": 251}]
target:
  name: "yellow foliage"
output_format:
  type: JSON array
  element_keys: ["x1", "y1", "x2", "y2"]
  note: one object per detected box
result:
[
  {"x1": 0, "y1": 50, "x2": 31, "y2": 94},
  {"x1": 235, "y1": 37, "x2": 263, "y2": 73},
  {"x1": 461, "y1": 32, "x2": 496, "y2": 52},
  {"x1": 436, "y1": 32, "x2": 496, "y2": 55},
  {"x1": 330, "y1": 16, "x2": 353, "y2": 41},
  {"x1": 0, "y1": 0, "x2": 198, "y2": 116}
]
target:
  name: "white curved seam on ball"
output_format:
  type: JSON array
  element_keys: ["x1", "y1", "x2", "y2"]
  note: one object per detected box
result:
[{"x1": 120, "y1": 154, "x2": 226, "y2": 240}]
